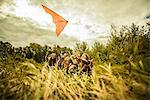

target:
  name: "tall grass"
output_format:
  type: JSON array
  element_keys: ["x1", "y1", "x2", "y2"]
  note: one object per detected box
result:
[
  {"x1": 0, "y1": 58, "x2": 149, "y2": 100},
  {"x1": 0, "y1": 23, "x2": 150, "y2": 100}
]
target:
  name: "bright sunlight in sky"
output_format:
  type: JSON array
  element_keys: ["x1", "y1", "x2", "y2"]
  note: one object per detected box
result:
[
  {"x1": 1, "y1": 0, "x2": 108, "y2": 41},
  {"x1": 0, "y1": 0, "x2": 149, "y2": 46}
]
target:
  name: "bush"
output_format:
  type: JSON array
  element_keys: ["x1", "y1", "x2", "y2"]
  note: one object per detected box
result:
[
  {"x1": 74, "y1": 42, "x2": 89, "y2": 53},
  {"x1": 91, "y1": 23, "x2": 150, "y2": 73},
  {"x1": 90, "y1": 42, "x2": 108, "y2": 63}
]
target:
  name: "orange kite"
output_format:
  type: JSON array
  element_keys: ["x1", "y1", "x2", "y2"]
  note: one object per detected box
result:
[{"x1": 41, "y1": 4, "x2": 68, "y2": 36}]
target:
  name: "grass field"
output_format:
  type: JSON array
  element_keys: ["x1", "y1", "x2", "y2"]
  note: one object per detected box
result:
[
  {"x1": 0, "y1": 23, "x2": 150, "y2": 100},
  {"x1": 0, "y1": 58, "x2": 149, "y2": 100}
]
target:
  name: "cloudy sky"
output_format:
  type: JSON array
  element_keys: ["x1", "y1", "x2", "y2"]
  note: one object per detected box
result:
[{"x1": 0, "y1": 0, "x2": 149, "y2": 47}]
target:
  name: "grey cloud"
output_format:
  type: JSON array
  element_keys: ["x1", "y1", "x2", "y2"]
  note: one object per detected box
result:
[
  {"x1": 0, "y1": 0, "x2": 149, "y2": 46},
  {"x1": 0, "y1": 12, "x2": 78, "y2": 47}
]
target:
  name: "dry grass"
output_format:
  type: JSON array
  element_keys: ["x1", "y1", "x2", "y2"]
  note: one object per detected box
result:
[{"x1": 1, "y1": 60, "x2": 149, "y2": 100}]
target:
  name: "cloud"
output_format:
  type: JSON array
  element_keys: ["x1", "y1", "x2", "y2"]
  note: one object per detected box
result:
[
  {"x1": 0, "y1": 12, "x2": 78, "y2": 47},
  {"x1": 0, "y1": 0, "x2": 149, "y2": 46}
]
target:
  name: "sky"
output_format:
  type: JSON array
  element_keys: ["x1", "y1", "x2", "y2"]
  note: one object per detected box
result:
[{"x1": 0, "y1": 0, "x2": 149, "y2": 47}]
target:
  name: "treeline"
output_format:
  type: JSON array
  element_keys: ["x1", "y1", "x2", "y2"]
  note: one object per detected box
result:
[
  {"x1": 0, "y1": 42, "x2": 72, "y2": 63},
  {"x1": 75, "y1": 24, "x2": 150, "y2": 73},
  {"x1": 0, "y1": 23, "x2": 150, "y2": 73},
  {"x1": 97, "y1": 24, "x2": 150, "y2": 73}
]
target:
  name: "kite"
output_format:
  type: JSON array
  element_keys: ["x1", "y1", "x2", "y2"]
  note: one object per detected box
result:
[{"x1": 41, "y1": 4, "x2": 68, "y2": 36}]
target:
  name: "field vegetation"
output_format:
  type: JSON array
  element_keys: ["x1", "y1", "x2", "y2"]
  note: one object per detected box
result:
[{"x1": 0, "y1": 23, "x2": 150, "y2": 100}]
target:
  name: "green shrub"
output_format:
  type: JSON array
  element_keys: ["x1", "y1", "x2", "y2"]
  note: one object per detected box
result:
[{"x1": 74, "y1": 42, "x2": 89, "y2": 53}]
